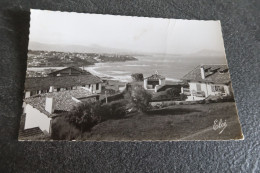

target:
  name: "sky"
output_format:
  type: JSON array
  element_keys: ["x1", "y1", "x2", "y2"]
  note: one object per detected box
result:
[{"x1": 29, "y1": 9, "x2": 226, "y2": 55}]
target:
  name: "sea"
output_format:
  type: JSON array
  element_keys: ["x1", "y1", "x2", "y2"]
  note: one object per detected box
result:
[
  {"x1": 85, "y1": 55, "x2": 226, "y2": 82},
  {"x1": 27, "y1": 55, "x2": 226, "y2": 82}
]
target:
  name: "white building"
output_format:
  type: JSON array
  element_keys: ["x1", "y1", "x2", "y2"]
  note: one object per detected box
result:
[
  {"x1": 24, "y1": 70, "x2": 103, "y2": 98},
  {"x1": 182, "y1": 65, "x2": 233, "y2": 101},
  {"x1": 23, "y1": 88, "x2": 99, "y2": 134},
  {"x1": 144, "y1": 71, "x2": 166, "y2": 92}
]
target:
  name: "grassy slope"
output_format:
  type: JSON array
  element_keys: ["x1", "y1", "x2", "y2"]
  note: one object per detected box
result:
[{"x1": 80, "y1": 102, "x2": 243, "y2": 141}]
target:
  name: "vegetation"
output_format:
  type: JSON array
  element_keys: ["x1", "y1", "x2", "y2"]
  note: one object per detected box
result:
[
  {"x1": 100, "y1": 99, "x2": 129, "y2": 120},
  {"x1": 79, "y1": 102, "x2": 242, "y2": 141},
  {"x1": 125, "y1": 85, "x2": 152, "y2": 112},
  {"x1": 180, "y1": 93, "x2": 188, "y2": 101},
  {"x1": 51, "y1": 115, "x2": 80, "y2": 140},
  {"x1": 98, "y1": 55, "x2": 136, "y2": 62},
  {"x1": 165, "y1": 88, "x2": 180, "y2": 99},
  {"x1": 205, "y1": 95, "x2": 235, "y2": 103},
  {"x1": 131, "y1": 73, "x2": 144, "y2": 82},
  {"x1": 50, "y1": 83, "x2": 237, "y2": 140},
  {"x1": 65, "y1": 101, "x2": 103, "y2": 132}
]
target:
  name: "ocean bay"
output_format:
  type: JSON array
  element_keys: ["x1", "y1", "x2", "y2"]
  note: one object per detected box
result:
[{"x1": 85, "y1": 55, "x2": 226, "y2": 82}]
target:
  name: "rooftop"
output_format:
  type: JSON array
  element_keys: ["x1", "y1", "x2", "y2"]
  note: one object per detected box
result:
[
  {"x1": 25, "y1": 74, "x2": 103, "y2": 91},
  {"x1": 19, "y1": 127, "x2": 44, "y2": 139},
  {"x1": 48, "y1": 66, "x2": 90, "y2": 76},
  {"x1": 182, "y1": 64, "x2": 231, "y2": 84},
  {"x1": 24, "y1": 88, "x2": 94, "y2": 117}
]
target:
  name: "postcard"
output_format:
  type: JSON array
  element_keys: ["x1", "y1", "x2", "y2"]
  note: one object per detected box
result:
[{"x1": 19, "y1": 9, "x2": 243, "y2": 141}]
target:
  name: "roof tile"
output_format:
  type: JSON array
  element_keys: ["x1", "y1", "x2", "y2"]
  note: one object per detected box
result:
[
  {"x1": 182, "y1": 65, "x2": 231, "y2": 84},
  {"x1": 24, "y1": 88, "x2": 93, "y2": 117},
  {"x1": 25, "y1": 74, "x2": 102, "y2": 91}
]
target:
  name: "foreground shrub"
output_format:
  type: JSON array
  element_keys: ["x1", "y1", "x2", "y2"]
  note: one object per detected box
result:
[
  {"x1": 205, "y1": 95, "x2": 235, "y2": 103},
  {"x1": 180, "y1": 93, "x2": 188, "y2": 101},
  {"x1": 131, "y1": 73, "x2": 144, "y2": 82},
  {"x1": 100, "y1": 99, "x2": 129, "y2": 120},
  {"x1": 125, "y1": 85, "x2": 152, "y2": 112},
  {"x1": 165, "y1": 88, "x2": 181, "y2": 100},
  {"x1": 51, "y1": 115, "x2": 80, "y2": 140},
  {"x1": 65, "y1": 101, "x2": 103, "y2": 132}
]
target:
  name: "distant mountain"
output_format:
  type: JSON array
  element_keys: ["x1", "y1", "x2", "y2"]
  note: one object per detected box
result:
[
  {"x1": 29, "y1": 42, "x2": 140, "y2": 55},
  {"x1": 29, "y1": 42, "x2": 226, "y2": 58}
]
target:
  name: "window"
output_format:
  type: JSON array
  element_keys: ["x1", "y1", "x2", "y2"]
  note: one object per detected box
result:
[
  {"x1": 211, "y1": 85, "x2": 224, "y2": 92},
  {"x1": 31, "y1": 90, "x2": 37, "y2": 96},
  {"x1": 196, "y1": 83, "x2": 201, "y2": 91},
  {"x1": 96, "y1": 83, "x2": 99, "y2": 90}
]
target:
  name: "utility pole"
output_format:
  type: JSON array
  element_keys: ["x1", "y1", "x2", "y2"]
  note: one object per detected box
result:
[{"x1": 105, "y1": 90, "x2": 108, "y2": 103}]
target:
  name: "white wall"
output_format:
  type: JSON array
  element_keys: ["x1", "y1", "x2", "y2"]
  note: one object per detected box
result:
[
  {"x1": 25, "y1": 91, "x2": 31, "y2": 98},
  {"x1": 159, "y1": 79, "x2": 165, "y2": 85},
  {"x1": 188, "y1": 82, "x2": 230, "y2": 99},
  {"x1": 189, "y1": 82, "x2": 197, "y2": 93},
  {"x1": 24, "y1": 104, "x2": 52, "y2": 133},
  {"x1": 91, "y1": 83, "x2": 101, "y2": 94},
  {"x1": 144, "y1": 79, "x2": 148, "y2": 89},
  {"x1": 119, "y1": 85, "x2": 126, "y2": 92}
]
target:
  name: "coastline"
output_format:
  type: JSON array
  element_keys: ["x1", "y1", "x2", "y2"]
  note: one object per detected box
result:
[
  {"x1": 85, "y1": 61, "x2": 182, "y2": 83},
  {"x1": 85, "y1": 64, "x2": 132, "y2": 82},
  {"x1": 27, "y1": 56, "x2": 183, "y2": 83}
]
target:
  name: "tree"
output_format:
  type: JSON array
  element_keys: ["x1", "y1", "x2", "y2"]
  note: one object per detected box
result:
[
  {"x1": 126, "y1": 85, "x2": 152, "y2": 112},
  {"x1": 166, "y1": 88, "x2": 180, "y2": 100},
  {"x1": 51, "y1": 115, "x2": 80, "y2": 140},
  {"x1": 131, "y1": 73, "x2": 144, "y2": 82},
  {"x1": 65, "y1": 101, "x2": 102, "y2": 132}
]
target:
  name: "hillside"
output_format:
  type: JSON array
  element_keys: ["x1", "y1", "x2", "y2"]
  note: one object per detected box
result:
[{"x1": 27, "y1": 50, "x2": 137, "y2": 67}]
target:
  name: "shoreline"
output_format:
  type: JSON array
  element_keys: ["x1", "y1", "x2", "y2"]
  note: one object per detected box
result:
[
  {"x1": 85, "y1": 65, "x2": 132, "y2": 82},
  {"x1": 85, "y1": 63, "x2": 181, "y2": 83},
  {"x1": 27, "y1": 58, "x2": 182, "y2": 83}
]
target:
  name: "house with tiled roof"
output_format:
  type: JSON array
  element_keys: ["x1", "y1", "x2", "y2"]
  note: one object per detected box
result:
[
  {"x1": 24, "y1": 73, "x2": 103, "y2": 98},
  {"x1": 144, "y1": 71, "x2": 166, "y2": 92},
  {"x1": 23, "y1": 88, "x2": 99, "y2": 133},
  {"x1": 182, "y1": 64, "x2": 233, "y2": 101},
  {"x1": 47, "y1": 66, "x2": 90, "y2": 77}
]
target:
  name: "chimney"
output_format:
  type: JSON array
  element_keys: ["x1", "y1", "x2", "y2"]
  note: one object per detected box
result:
[
  {"x1": 49, "y1": 86, "x2": 54, "y2": 92},
  {"x1": 45, "y1": 97, "x2": 55, "y2": 114},
  {"x1": 200, "y1": 66, "x2": 205, "y2": 79}
]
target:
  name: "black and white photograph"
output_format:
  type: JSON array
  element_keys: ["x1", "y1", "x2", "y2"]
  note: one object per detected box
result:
[{"x1": 19, "y1": 9, "x2": 243, "y2": 141}]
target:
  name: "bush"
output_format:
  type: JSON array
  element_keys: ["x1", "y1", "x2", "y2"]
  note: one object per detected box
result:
[
  {"x1": 166, "y1": 88, "x2": 180, "y2": 99},
  {"x1": 131, "y1": 73, "x2": 144, "y2": 82},
  {"x1": 100, "y1": 99, "x2": 129, "y2": 120},
  {"x1": 65, "y1": 101, "x2": 103, "y2": 132},
  {"x1": 125, "y1": 86, "x2": 152, "y2": 112},
  {"x1": 180, "y1": 93, "x2": 188, "y2": 101},
  {"x1": 199, "y1": 100, "x2": 206, "y2": 104},
  {"x1": 222, "y1": 95, "x2": 235, "y2": 102},
  {"x1": 51, "y1": 115, "x2": 80, "y2": 140},
  {"x1": 205, "y1": 95, "x2": 235, "y2": 103}
]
